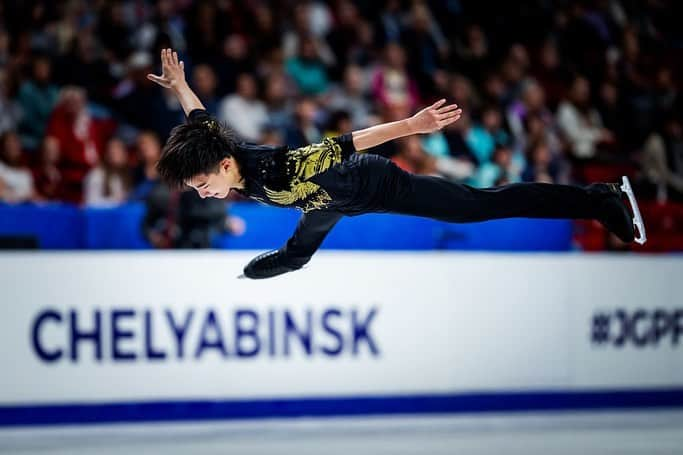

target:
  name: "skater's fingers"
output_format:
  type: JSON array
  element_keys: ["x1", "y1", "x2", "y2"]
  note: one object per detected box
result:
[
  {"x1": 431, "y1": 98, "x2": 447, "y2": 109},
  {"x1": 172, "y1": 51, "x2": 179, "y2": 66},
  {"x1": 438, "y1": 110, "x2": 462, "y2": 121},
  {"x1": 436, "y1": 104, "x2": 459, "y2": 114},
  {"x1": 180, "y1": 61, "x2": 185, "y2": 71},
  {"x1": 438, "y1": 115, "x2": 461, "y2": 128},
  {"x1": 161, "y1": 48, "x2": 170, "y2": 68},
  {"x1": 147, "y1": 74, "x2": 168, "y2": 87}
]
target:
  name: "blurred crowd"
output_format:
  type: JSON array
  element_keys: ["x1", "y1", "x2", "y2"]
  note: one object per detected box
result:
[{"x1": 0, "y1": 0, "x2": 682, "y2": 246}]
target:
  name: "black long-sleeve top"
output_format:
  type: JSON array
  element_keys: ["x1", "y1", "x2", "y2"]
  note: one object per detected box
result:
[{"x1": 188, "y1": 109, "x2": 358, "y2": 214}]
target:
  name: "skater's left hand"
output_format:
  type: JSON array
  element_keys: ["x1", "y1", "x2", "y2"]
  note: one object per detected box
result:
[
  {"x1": 407, "y1": 99, "x2": 462, "y2": 134},
  {"x1": 147, "y1": 48, "x2": 186, "y2": 90}
]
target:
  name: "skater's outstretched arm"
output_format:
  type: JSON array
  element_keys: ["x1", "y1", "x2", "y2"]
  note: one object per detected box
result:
[
  {"x1": 351, "y1": 99, "x2": 462, "y2": 151},
  {"x1": 147, "y1": 48, "x2": 204, "y2": 116}
]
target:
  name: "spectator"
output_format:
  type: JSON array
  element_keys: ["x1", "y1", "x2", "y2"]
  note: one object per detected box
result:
[
  {"x1": 142, "y1": 183, "x2": 245, "y2": 249},
  {"x1": 641, "y1": 114, "x2": 683, "y2": 202},
  {"x1": 597, "y1": 81, "x2": 626, "y2": 140},
  {"x1": 0, "y1": 131, "x2": 37, "y2": 204},
  {"x1": 0, "y1": 29, "x2": 9, "y2": 67},
  {"x1": 522, "y1": 112, "x2": 563, "y2": 159},
  {"x1": 507, "y1": 79, "x2": 554, "y2": 149},
  {"x1": 97, "y1": 1, "x2": 130, "y2": 61},
  {"x1": 327, "y1": 64, "x2": 373, "y2": 129},
  {"x1": 17, "y1": 56, "x2": 59, "y2": 150},
  {"x1": 454, "y1": 24, "x2": 491, "y2": 80},
  {"x1": 176, "y1": 191, "x2": 243, "y2": 248},
  {"x1": 557, "y1": 75, "x2": 614, "y2": 160},
  {"x1": 132, "y1": 0, "x2": 186, "y2": 54},
  {"x1": 250, "y1": 3, "x2": 281, "y2": 56},
  {"x1": 466, "y1": 104, "x2": 510, "y2": 165},
  {"x1": 192, "y1": 64, "x2": 219, "y2": 116},
  {"x1": 54, "y1": 33, "x2": 112, "y2": 105},
  {"x1": 392, "y1": 136, "x2": 436, "y2": 175},
  {"x1": 213, "y1": 34, "x2": 253, "y2": 97},
  {"x1": 130, "y1": 131, "x2": 161, "y2": 201},
  {"x1": 522, "y1": 140, "x2": 562, "y2": 184},
  {"x1": 285, "y1": 36, "x2": 330, "y2": 96},
  {"x1": 282, "y1": 3, "x2": 335, "y2": 66},
  {"x1": 470, "y1": 145, "x2": 522, "y2": 188},
  {"x1": 0, "y1": 69, "x2": 20, "y2": 135},
  {"x1": 263, "y1": 72, "x2": 294, "y2": 134},
  {"x1": 447, "y1": 73, "x2": 478, "y2": 115},
  {"x1": 218, "y1": 73, "x2": 268, "y2": 142},
  {"x1": 442, "y1": 110, "x2": 477, "y2": 164},
  {"x1": 326, "y1": 0, "x2": 362, "y2": 75},
  {"x1": 83, "y1": 137, "x2": 131, "y2": 207},
  {"x1": 531, "y1": 38, "x2": 569, "y2": 111},
  {"x1": 32, "y1": 136, "x2": 62, "y2": 201},
  {"x1": 142, "y1": 182, "x2": 178, "y2": 248},
  {"x1": 402, "y1": 2, "x2": 448, "y2": 97},
  {"x1": 46, "y1": 86, "x2": 115, "y2": 203},
  {"x1": 374, "y1": 0, "x2": 403, "y2": 46},
  {"x1": 372, "y1": 42, "x2": 419, "y2": 120},
  {"x1": 284, "y1": 97, "x2": 321, "y2": 148},
  {"x1": 480, "y1": 72, "x2": 507, "y2": 110}
]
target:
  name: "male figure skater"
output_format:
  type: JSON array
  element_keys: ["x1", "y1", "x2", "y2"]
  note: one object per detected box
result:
[{"x1": 148, "y1": 49, "x2": 646, "y2": 279}]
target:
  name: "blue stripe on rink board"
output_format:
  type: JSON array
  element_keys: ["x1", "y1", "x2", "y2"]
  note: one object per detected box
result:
[{"x1": 1, "y1": 389, "x2": 683, "y2": 426}]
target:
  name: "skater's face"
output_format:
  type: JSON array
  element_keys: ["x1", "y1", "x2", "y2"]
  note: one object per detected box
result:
[{"x1": 185, "y1": 156, "x2": 243, "y2": 199}]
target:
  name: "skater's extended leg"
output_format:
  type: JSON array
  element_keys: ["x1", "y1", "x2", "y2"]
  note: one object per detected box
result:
[
  {"x1": 386, "y1": 173, "x2": 606, "y2": 222},
  {"x1": 379, "y1": 169, "x2": 637, "y2": 243}
]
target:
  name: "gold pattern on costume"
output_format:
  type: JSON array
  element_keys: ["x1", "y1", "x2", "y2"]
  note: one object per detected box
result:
[
  {"x1": 265, "y1": 182, "x2": 332, "y2": 212},
  {"x1": 287, "y1": 138, "x2": 343, "y2": 183},
  {"x1": 262, "y1": 137, "x2": 344, "y2": 212}
]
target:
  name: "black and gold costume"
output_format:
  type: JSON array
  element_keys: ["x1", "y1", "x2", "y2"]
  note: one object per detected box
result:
[{"x1": 187, "y1": 110, "x2": 632, "y2": 279}]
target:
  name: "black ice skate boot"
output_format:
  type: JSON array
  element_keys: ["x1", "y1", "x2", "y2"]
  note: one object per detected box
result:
[
  {"x1": 595, "y1": 176, "x2": 647, "y2": 245},
  {"x1": 241, "y1": 248, "x2": 306, "y2": 279}
]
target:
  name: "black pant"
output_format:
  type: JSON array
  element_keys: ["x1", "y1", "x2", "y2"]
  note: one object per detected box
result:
[
  {"x1": 282, "y1": 154, "x2": 608, "y2": 263},
  {"x1": 384, "y1": 175, "x2": 602, "y2": 222}
]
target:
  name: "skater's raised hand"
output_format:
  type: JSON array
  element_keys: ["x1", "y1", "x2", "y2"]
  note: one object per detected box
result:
[
  {"x1": 408, "y1": 99, "x2": 462, "y2": 134},
  {"x1": 147, "y1": 48, "x2": 205, "y2": 115},
  {"x1": 147, "y1": 48, "x2": 186, "y2": 89}
]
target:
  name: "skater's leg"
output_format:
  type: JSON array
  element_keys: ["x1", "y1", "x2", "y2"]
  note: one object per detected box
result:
[
  {"x1": 385, "y1": 173, "x2": 606, "y2": 223},
  {"x1": 242, "y1": 210, "x2": 343, "y2": 279},
  {"x1": 353, "y1": 153, "x2": 636, "y2": 242}
]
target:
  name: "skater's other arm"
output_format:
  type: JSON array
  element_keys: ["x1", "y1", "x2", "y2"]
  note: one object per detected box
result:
[
  {"x1": 351, "y1": 99, "x2": 462, "y2": 151},
  {"x1": 147, "y1": 48, "x2": 204, "y2": 116}
]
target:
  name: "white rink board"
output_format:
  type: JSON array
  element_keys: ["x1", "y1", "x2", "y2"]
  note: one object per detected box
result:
[{"x1": 0, "y1": 251, "x2": 681, "y2": 405}]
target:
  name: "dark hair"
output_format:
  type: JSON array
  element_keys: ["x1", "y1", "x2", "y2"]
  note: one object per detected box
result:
[{"x1": 156, "y1": 120, "x2": 237, "y2": 189}]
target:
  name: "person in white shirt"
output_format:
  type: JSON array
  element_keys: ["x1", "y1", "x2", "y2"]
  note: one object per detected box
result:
[
  {"x1": 83, "y1": 137, "x2": 131, "y2": 207},
  {"x1": 557, "y1": 75, "x2": 614, "y2": 159},
  {"x1": 0, "y1": 131, "x2": 36, "y2": 204},
  {"x1": 217, "y1": 73, "x2": 268, "y2": 142}
]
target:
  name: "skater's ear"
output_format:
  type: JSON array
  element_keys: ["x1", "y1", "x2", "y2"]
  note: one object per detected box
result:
[{"x1": 219, "y1": 156, "x2": 233, "y2": 172}]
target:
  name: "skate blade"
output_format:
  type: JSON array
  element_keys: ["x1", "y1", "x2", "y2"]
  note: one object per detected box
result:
[{"x1": 620, "y1": 176, "x2": 647, "y2": 245}]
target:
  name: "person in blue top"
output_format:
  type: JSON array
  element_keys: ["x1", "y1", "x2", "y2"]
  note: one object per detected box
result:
[{"x1": 148, "y1": 49, "x2": 647, "y2": 279}]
